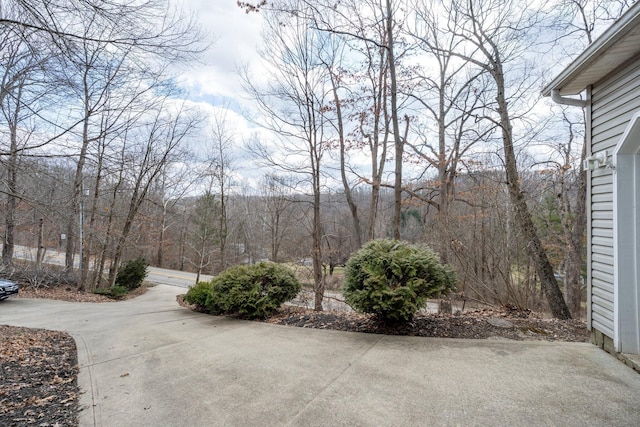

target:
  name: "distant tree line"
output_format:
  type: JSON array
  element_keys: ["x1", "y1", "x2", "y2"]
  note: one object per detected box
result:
[{"x1": 1, "y1": 0, "x2": 633, "y2": 318}]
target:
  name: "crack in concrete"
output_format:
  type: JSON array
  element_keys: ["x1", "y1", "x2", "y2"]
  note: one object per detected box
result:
[{"x1": 284, "y1": 334, "x2": 385, "y2": 426}]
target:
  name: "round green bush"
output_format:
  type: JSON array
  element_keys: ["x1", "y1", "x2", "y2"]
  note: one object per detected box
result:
[
  {"x1": 206, "y1": 262, "x2": 301, "y2": 319},
  {"x1": 116, "y1": 257, "x2": 148, "y2": 290},
  {"x1": 343, "y1": 239, "x2": 456, "y2": 324},
  {"x1": 184, "y1": 281, "x2": 214, "y2": 310}
]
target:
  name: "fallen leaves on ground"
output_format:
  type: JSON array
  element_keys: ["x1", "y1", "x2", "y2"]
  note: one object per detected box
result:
[
  {"x1": 16, "y1": 284, "x2": 149, "y2": 302},
  {"x1": 263, "y1": 307, "x2": 589, "y2": 342},
  {"x1": 1, "y1": 284, "x2": 150, "y2": 426},
  {"x1": 177, "y1": 295, "x2": 589, "y2": 342},
  {"x1": 0, "y1": 326, "x2": 79, "y2": 427}
]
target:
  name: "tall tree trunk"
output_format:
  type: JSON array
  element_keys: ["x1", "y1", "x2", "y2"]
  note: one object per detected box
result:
[
  {"x1": 84, "y1": 141, "x2": 104, "y2": 292},
  {"x1": 107, "y1": 181, "x2": 148, "y2": 287},
  {"x1": 2, "y1": 82, "x2": 23, "y2": 268},
  {"x1": 270, "y1": 208, "x2": 282, "y2": 262},
  {"x1": 564, "y1": 125, "x2": 587, "y2": 317},
  {"x1": 2, "y1": 115, "x2": 18, "y2": 268},
  {"x1": 312, "y1": 170, "x2": 324, "y2": 311},
  {"x1": 219, "y1": 184, "x2": 227, "y2": 272},
  {"x1": 386, "y1": 0, "x2": 403, "y2": 240},
  {"x1": 437, "y1": 81, "x2": 450, "y2": 263},
  {"x1": 179, "y1": 208, "x2": 187, "y2": 271},
  {"x1": 66, "y1": 75, "x2": 92, "y2": 278},
  {"x1": 310, "y1": 115, "x2": 324, "y2": 311},
  {"x1": 157, "y1": 203, "x2": 167, "y2": 267},
  {"x1": 494, "y1": 69, "x2": 572, "y2": 320},
  {"x1": 196, "y1": 233, "x2": 207, "y2": 284},
  {"x1": 365, "y1": 113, "x2": 388, "y2": 242},
  {"x1": 36, "y1": 218, "x2": 45, "y2": 269},
  {"x1": 366, "y1": 53, "x2": 388, "y2": 242},
  {"x1": 91, "y1": 159, "x2": 122, "y2": 290},
  {"x1": 330, "y1": 71, "x2": 362, "y2": 248}
]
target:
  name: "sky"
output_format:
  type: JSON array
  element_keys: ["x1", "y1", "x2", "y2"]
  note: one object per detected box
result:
[
  {"x1": 166, "y1": 0, "x2": 622, "y2": 196},
  {"x1": 170, "y1": 1, "x2": 380, "y2": 195},
  {"x1": 171, "y1": 1, "x2": 272, "y2": 191},
  {"x1": 176, "y1": 1, "x2": 262, "y2": 103},
  {"x1": 172, "y1": 1, "x2": 435, "y2": 194}
]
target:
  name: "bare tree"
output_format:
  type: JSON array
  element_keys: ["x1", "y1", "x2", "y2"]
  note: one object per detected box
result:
[
  {"x1": 308, "y1": 0, "x2": 410, "y2": 239},
  {"x1": 150, "y1": 160, "x2": 195, "y2": 268},
  {"x1": 1, "y1": 0, "x2": 206, "y2": 288},
  {"x1": 356, "y1": 39, "x2": 392, "y2": 242},
  {"x1": 445, "y1": 0, "x2": 572, "y2": 319},
  {"x1": 312, "y1": 0, "x2": 398, "y2": 245},
  {"x1": 259, "y1": 173, "x2": 295, "y2": 263},
  {"x1": 0, "y1": 19, "x2": 54, "y2": 268},
  {"x1": 106, "y1": 100, "x2": 200, "y2": 287},
  {"x1": 200, "y1": 109, "x2": 237, "y2": 272},
  {"x1": 320, "y1": 38, "x2": 363, "y2": 248},
  {"x1": 62, "y1": 21, "x2": 135, "y2": 276},
  {"x1": 383, "y1": 0, "x2": 409, "y2": 240},
  {"x1": 242, "y1": 0, "x2": 331, "y2": 310},
  {"x1": 1, "y1": 0, "x2": 206, "y2": 61},
  {"x1": 405, "y1": 0, "x2": 490, "y2": 262},
  {"x1": 189, "y1": 191, "x2": 220, "y2": 283}
]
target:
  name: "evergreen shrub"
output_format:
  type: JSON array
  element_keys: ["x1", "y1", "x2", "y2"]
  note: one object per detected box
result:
[
  {"x1": 116, "y1": 257, "x2": 148, "y2": 290},
  {"x1": 206, "y1": 262, "x2": 301, "y2": 319},
  {"x1": 343, "y1": 239, "x2": 456, "y2": 324},
  {"x1": 184, "y1": 281, "x2": 213, "y2": 310},
  {"x1": 94, "y1": 285, "x2": 128, "y2": 299}
]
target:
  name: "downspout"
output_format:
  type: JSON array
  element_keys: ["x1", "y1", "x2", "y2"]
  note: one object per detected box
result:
[
  {"x1": 551, "y1": 89, "x2": 587, "y2": 108},
  {"x1": 549, "y1": 86, "x2": 592, "y2": 335}
]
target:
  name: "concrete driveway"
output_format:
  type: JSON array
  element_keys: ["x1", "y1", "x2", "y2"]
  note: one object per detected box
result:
[{"x1": 1, "y1": 285, "x2": 639, "y2": 426}]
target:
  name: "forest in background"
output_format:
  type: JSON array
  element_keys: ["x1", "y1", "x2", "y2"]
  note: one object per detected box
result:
[{"x1": 1, "y1": 0, "x2": 634, "y2": 318}]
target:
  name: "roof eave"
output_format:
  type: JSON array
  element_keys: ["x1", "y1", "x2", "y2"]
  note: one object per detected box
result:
[{"x1": 542, "y1": 2, "x2": 640, "y2": 97}]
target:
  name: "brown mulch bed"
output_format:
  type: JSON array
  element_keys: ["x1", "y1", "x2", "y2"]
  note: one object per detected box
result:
[
  {"x1": 177, "y1": 296, "x2": 589, "y2": 343},
  {"x1": 264, "y1": 307, "x2": 589, "y2": 342},
  {"x1": 16, "y1": 284, "x2": 149, "y2": 302},
  {"x1": 0, "y1": 326, "x2": 79, "y2": 427}
]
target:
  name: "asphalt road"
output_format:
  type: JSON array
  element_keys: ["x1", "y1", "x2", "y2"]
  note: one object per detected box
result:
[
  {"x1": 145, "y1": 266, "x2": 212, "y2": 288},
  {"x1": 6, "y1": 244, "x2": 211, "y2": 288}
]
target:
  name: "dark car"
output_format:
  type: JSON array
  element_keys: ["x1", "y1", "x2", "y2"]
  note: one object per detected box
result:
[{"x1": 0, "y1": 279, "x2": 19, "y2": 300}]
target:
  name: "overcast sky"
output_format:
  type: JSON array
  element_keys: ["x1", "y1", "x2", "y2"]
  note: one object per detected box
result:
[
  {"x1": 166, "y1": 1, "x2": 618, "y2": 195},
  {"x1": 176, "y1": 1, "x2": 263, "y2": 109},
  {"x1": 169, "y1": 1, "x2": 269, "y2": 191}
]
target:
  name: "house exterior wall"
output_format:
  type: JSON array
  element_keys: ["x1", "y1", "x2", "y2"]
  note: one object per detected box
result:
[{"x1": 589, "y1": 58, "x2": 640, "y2": 340}]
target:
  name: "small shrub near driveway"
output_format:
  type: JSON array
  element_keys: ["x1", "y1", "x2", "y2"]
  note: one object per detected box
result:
[
  {"x1": 116, "y1": 257, "x2": 149, "y2": 290},
  {"x1": 343, "y1": 239, "x2": 456, "y2": 324},
  {"x1": 206, "y1": 262, "x2": 301, "y2": 319},
  {"x1": 94, "y1": 285, "x2": 128, "y2": 299},
  {"x1": 183, "y1": 281, "x2": 213, "y2": 310}
]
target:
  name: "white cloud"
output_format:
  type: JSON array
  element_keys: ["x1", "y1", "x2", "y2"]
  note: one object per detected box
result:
[
  {"x1": 176, "y1": 0, "x2": 264, "y2": 100},
  {"x1": 166, "y1": 1, "x2": 275, "y2": 192}
]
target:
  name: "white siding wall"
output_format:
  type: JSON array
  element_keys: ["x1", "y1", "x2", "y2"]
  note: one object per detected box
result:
[{"x1": 590, "y1": 59, "x2": 640, "y2": 338}]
